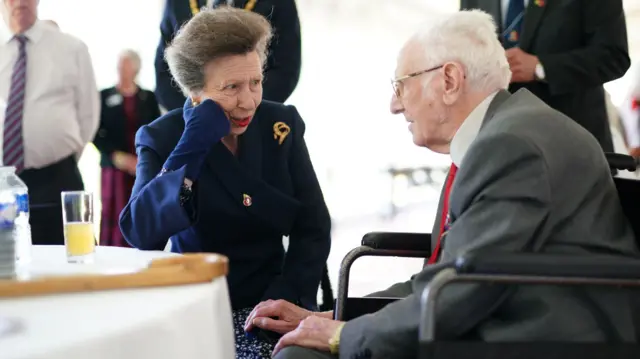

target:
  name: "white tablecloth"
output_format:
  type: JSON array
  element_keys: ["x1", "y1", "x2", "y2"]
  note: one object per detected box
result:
[{"x1": 0, "y1": 246, "x2": 235, "y2": 359}]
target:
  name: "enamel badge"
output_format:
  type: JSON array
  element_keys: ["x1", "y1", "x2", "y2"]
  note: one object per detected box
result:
[{"x1": 243, "y1": 194, "x2": 252, "y2": 207}]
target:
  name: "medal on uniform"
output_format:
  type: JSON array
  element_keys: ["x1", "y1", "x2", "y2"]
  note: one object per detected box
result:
[
  {"x1": 508, "y1": 30, "x2": 519, "y2": 43},
  {"x1": 242, "y1": 194, "x2": 252, "y2": 207}
]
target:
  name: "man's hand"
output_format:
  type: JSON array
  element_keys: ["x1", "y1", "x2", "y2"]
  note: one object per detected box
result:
[
  {"x1": 506, "y1": 47, "x2": 539, "y2": 83},
  {"x1": 629, "y1": 147, "x2": 640, "y2": 158},
  {"x1": 272, "y1": 316, "x2": 345, "y2": 357},
  {"x1": 244, "y1": 299, "x2": 312, "y2": 335}
]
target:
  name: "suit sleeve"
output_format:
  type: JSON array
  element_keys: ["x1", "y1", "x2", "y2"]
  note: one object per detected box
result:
[
  {"x1": 154, "y1": 0, "x2": 186, "y2": 111},
  {"x1": 92, "y1": 94, "x2": 115, "y2": 157},
  {"x1": 261, "y1": 107, "x2": 331, "y2": 310},
  {"x1": 339, "y1": 133, "x2": 551, "y2": 358},
  {"x1": 119, "y1": 126, "x2": 193, "y2": 250},
  {"x1": 261, "y1": 0, "x2": 301, "y2": 103},
  {"x1": 537, "y1": 0, "x2": 630, "y2": 95}
]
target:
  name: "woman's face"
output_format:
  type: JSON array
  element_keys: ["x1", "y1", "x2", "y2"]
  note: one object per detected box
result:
[
  {"x1": 199, "y1": 51, "x2": 263, "y2": 136},
  {"x1": 117, "y1": 56, "x2": 138, "y2": 84}
]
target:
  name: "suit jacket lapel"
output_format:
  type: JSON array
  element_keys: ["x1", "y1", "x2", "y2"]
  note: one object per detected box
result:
[
  {"x1": 238, "y1": 116, "x2": 263, "y2": 179},
  {"x1": 519, "y1": 0, "x2": 549, "y2": 52},
  {"x1": 205, "y1": 122, "x2": 300, "y2": 234}
]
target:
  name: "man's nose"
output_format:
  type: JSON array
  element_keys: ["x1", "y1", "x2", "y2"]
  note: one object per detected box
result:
[{"x1": 390, "y1": 94, "x2": 404, "y2": 115}]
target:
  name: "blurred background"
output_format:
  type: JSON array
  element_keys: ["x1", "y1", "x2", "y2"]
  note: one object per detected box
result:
[{"x1": 35, "y1": 0, "x2": 640, "y2": 296}]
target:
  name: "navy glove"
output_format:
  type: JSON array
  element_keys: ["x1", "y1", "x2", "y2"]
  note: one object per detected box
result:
[{"x1": 163, "y1": 98, "x2": 231, "y2": 180}]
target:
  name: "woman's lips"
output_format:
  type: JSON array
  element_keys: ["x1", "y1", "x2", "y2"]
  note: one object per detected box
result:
[{"x1": 230, "y1": 116, "x2": 252, "y2": 127}]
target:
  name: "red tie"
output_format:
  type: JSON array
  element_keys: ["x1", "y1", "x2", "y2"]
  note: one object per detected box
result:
[{"x1": 427, "y1": 163, "x2": 458, "y2": 265}]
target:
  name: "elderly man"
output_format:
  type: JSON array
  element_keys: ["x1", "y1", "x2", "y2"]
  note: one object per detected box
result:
[
  {"x1": 1, "y1": 0, "x2": 99, "y2": 245},
  {"x1": 243, "y1": 10, "x2": 639, "y2": 359}
]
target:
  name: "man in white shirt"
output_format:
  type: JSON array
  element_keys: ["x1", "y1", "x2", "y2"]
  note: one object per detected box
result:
[{"x1": 0, "y1": 0, "x2": 100, "y2": 245}]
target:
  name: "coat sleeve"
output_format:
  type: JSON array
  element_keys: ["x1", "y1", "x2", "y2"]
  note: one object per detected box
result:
[
  {"x1": 119, "y1": 126, "x2": 194, "y2": 250},
  {"x1": 92, "y1": 93, "x2": 115, "y2": 158},
  {"x1": 261, "y1": 106, "x2": 331, "y2": 310},
  {"x1": 154, "y1": 0, "x2": 187, "y2": 111},
  {"x1": 261, "y1": 0, "x2": 301, "y2": 103},
  {"x1": 339, "y1": 133, "x2": 551, "y2": 358},
  {"x1": 537, "y1": 0, "x2": 630, "y2": 95}
]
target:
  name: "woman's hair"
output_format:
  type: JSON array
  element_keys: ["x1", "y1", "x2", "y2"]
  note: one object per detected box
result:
[
  {"x1": 165, "y1": 7, "x2": 273, "y2": 96},
  {"x1": 119, "y1": 49, "x2": 142, "y2": 74}
]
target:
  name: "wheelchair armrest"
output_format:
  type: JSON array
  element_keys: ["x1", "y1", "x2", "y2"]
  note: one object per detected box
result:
[
  {"x1": 456, "y1": 252, "x2": 640, "y2": 279},
  {"x1": 362, "y1": 231, "x2": 431, "y2": 252},
  {"x1": 605, "y1": 152, "x2": 639, "y2": 172}
]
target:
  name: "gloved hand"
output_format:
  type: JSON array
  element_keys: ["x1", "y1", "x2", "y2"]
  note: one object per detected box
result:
[{"x1": 163, "y1": 98, "x2": 231, "y2": 180}]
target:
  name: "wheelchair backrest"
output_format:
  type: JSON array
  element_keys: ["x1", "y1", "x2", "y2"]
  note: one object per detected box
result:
[{"x1": 613, "y1": 177, "x2": 640, "y2": 249}]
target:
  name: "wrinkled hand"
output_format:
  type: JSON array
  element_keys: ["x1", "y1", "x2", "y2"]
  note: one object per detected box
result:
[
  {"x1": 630, "y1": 147, "x2": 640, "y2": 158},
  {"x1": 506, "y1": 48, "x2": 539, "y2": 83},
  {"x1": 244, "y1": 299, "x2": 312, "y2": 335},
  {"x1": 182, "y1": 98, "x2": 231, "y2": 150},
  {"x1": 272, "y1": 316, "x2": 344, "y2": 357}
]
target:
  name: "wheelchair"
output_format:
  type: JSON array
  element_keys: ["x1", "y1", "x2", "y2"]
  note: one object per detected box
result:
[{"x1": 334, "y1": 153, "x2": 640, "y2": 358}]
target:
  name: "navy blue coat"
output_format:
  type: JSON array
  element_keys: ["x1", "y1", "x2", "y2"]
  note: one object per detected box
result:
[
  {"x1": 155, "y1": 0, "x2": 302, "y2": 110},
  {"x1": 119, "y1": 101, "x2": 331, "y2": 310}
]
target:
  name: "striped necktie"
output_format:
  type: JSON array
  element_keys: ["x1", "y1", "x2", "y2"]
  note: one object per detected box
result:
[
  {"x1": 503, "y1": 0, "x2": 525, "y2": 49},
  {"x1": 4, "y1": 35, "x2": 27, "y2": 172}
]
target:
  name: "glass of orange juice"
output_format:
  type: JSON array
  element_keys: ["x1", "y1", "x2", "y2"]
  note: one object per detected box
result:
[{"x1": 61, "y1": 191, "x2": 96, "y2": 263}]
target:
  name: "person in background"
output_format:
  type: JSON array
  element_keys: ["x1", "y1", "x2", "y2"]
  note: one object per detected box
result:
[
  {"x1": 244, "y1": 10, "x2": 638, "y2": 359},
  {"x1": 120, "y1": 8, "x2": 330, "y2": 358},
  {"x1": 0, "y1": 0, "x2": 99, "y2": 245},
  {"x1": 93, "y1": 49, "x2": 160, "y2": 247},
  {"x1": 460, "y1": 0, "x2": 630, "y2": 152},
  {"x1": 154, "y1": 0, "x2": 301, "y2": 111}
]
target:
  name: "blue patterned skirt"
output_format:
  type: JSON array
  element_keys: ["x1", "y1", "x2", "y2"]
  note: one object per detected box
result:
[{"x1": 234, "y1": 308, "x2": 276, "y2": 359}]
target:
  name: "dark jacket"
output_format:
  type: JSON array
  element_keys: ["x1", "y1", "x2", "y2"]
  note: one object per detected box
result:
[
  {"x1": 93, "y1": 87, "x2": 161, "y2": 167},
  {"x1": 461, "y1": 0, "x2": 631, "y2": 151},
  {"x1": 154, "y1": 0, "x2": 302, "y2": 110},
  {"x1": 119, "y1": 100, "x2": 331, "y2": 310}
]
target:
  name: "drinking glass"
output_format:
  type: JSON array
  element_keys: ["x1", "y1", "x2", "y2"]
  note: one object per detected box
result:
[{"x1": 61, "y1": 191, "x2": 95, "y2": 263}]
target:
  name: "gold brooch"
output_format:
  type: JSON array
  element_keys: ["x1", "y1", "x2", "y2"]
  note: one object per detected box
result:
[{"x1": 273, "y1": 122, "x2": 290, "y2": 145}]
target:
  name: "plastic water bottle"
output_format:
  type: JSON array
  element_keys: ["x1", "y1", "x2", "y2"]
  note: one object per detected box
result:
[
  {"x1": 0, "y1": 168, "x2": 18, "y2": 278},
  {"x1": 0, "y1": 167, "x2": 31, "y2": 264}
]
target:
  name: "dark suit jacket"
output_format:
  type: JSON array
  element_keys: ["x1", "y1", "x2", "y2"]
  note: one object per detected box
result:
[
  {"x1": 119, "y1": 101, "x2": 330, "y2": 310},
  {"x1": 339, "y1": 90, "x2": 639, "y2": 358},
  {"x1": 460, "y1": 0, "x2": 630, "y2": 152},
  {"x1": 93, "y1": 87, "x2": 161, "y2": 168},
  {"x1": 154, "y1": 0, "x2": 302, "y2": 110}
]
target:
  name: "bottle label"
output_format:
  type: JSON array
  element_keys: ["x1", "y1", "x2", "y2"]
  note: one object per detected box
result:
[
  {"x1": 0, "y1": 201, "x2": 17, "y2": 229},
  {"x1": 15, "y1": 194, "x2": 28, "y2": 214}
]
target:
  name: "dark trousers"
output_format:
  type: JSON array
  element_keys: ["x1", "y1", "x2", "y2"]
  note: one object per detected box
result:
[{"x1": 19, "y1": 156, "x2": 84, "y2": 245}]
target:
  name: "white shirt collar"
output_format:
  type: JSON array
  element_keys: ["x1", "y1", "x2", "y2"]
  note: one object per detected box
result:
[
  {"x1": 450, "y1": 91, "x2": 499, "y2": 167},
  {"x1": 0, "y1": 20, "x2": 46, "y2": 44}
]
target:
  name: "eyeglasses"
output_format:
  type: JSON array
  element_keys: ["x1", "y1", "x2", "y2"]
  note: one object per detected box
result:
[{"x1": 391, "y1": 65, "x2": 443, "y2": 98}]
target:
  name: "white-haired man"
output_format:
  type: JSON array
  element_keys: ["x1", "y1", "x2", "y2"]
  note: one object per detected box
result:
[{"x1": 244, "y1": 10, "x2": 638, "y2": 359}]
